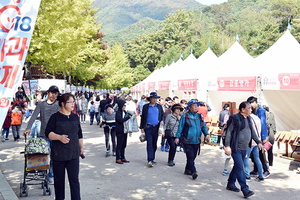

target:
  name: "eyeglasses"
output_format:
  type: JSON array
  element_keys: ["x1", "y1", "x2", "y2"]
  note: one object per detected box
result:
[{"x1": 66, "y1": 101, "x2": 75, "y2": 104}]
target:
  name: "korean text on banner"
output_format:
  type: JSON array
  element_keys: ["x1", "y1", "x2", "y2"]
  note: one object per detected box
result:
[
  {"x1": 0, "y1": 0, "x2": 42, "y2": 128},
  {"x1": 217, "y1": 76, "x2": 257, "y2": 92},
  {"x1": 22, "y1": 80, "x2": 30, "y2": 96},
  {"x1": 178, "y1": 79, "x2": 197, "y2": 91},
  {"x1": 278, "y1": 73, "x2": 300, "y2": 90},
  {"x1": 158, "y1": 81, "x2": 169, "y2": 91}
]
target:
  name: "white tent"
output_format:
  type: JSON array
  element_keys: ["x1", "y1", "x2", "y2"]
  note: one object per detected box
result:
[{"x1": 256, "y1": 30, "x2": 300, "y2": 131}]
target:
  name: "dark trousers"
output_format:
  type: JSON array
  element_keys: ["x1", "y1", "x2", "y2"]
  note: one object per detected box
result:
[
  {"x1": 116, "y1": 132, "x2": 128, "y2": 160},
  {"x1": 104, "y1": 127, "x2": 116, "y2": 152},
  {"x1": 53, "y1": 158, "x2": 80, "y2": 200},
  {"x1": 90, "y1": 112, "x2": 94, "y2": 124},
  {"x1": 267, "y1": 146, "x2": 273, "y2": 166},
  {"x1": 228, "y1": 149, "x2": 247, "y2": 190},
  {"x1": 95, "y1": 112, "x2": 99, "y2": 123},
  {"x1": 161, "y1": 137, "x2": 170, "y2": 149},
  {"x1": 167, "y1": 137, "x2": 177, "y2": 161},
  {"x1": 254, "y1": 150, "x2": 269, "y2": 172},
  {"x1": 145, "y1": 126, "x2": 159, "y2": 162},
  {"x1": 184, "y1": 144, "x2": 199, "y2": 173}
]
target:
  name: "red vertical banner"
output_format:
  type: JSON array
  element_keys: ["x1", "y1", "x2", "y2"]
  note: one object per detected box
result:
[
  {"x1": 142, "y1": 83, "x2": 146, "y2": 91},
  {"x1": 278, "y1": 73, "x2": 300, "y2": 90},
  {"x1": 138, "y1": 84, "x2": 142, "y2": 92},
  {"x1": 158, "y1": 81, "x2": 169, "y2": 90},
  {"x1": 148, "y1": 82, "x2": 155, "y2": 91},
  {"x1": 178, "y1": 79, "x2": 197, "y2": 90},
  {"x1": 217, "y1": 76, "x2": 257, "y2": 92}
]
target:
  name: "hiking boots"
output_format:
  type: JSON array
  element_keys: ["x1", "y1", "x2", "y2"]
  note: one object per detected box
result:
[
  {"x1": 242, "y1": 186, "x2": 254, "y2": 198},
  {"x1": 226, "y1": 182, "x2": 240, "y2": 192}
]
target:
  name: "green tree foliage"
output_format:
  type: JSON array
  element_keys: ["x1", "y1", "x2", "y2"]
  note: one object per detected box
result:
[
  {"x1": 27, "y1": 0, "x2": 107, "y2": 84},
  {"x1": 101, "y1": 44, "x2": 133, "y2": 89},
  {"x1": 133, "y1": 65, "x2": 151, "y2": 85}
]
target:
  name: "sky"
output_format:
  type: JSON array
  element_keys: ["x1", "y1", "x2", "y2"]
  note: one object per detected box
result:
[{"x1": 195, "y1": 0, "x2": 228, "y2": 5}]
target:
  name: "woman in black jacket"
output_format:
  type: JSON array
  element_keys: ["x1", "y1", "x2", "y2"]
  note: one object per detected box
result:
[
  {"x1": 45, "y1": 93, "x2": 83, "y2": 200},
  {"x1": 115, "y1": 100, "x2": 131, "y2": 164}
]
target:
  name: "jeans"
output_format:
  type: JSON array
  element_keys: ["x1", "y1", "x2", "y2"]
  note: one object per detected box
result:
[
  {"x1": 254, "y1": 150, "x2": 269, "y2": 172},
  {"x1": 116, "y1": 132, "x2": 128, "y2": 160},
  {"x1": 167, "y1": 137, "x2": 177, "y2": 161},
  {"x1": 145, "y1": 125, "x2": 159, "y2": 162},
  {"x1": 184, "y1": 144, "x2": 199, "y2": 173},
  {"x1": 90, "y1": 112, "x2": 94, "y2": 124},
  {"x1": 2, "y1": 128, "x2": 9, "y2": 138},
  {"x1": 12, "y1": 125, "x2": 21, "y2": 140},
  {"x1": 95, "y1": 112, "x2": 99, "y2": 123},
  {"x1": 41, "y1": 137, "x2": 54, "y2": 179},
  {"x1": 228, "y1": 149, "x2": 248, "y2": 190},
  {"x1": 161, "y1": 137, "x2": 170, "y2": 149},
  {"x1": 80, "y1": 113, "x2": 86, "y2": 122},
  {"x1": 53, "y1": 158, "x2": 80, "y2": 200},
  {"x1": 104, "y1": 127, "x2": 116, "y2": 152},
  {"x1": 244, "y1": 146, "x2": 263, "y2": 178},
  {"x1": 30, "y1": 120, "x2": 41, "y2": 139}
]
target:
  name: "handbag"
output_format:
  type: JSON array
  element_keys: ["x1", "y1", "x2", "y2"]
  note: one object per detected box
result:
[{"x1": 164, "y1": 119, "x2": 178, "y2": 139}]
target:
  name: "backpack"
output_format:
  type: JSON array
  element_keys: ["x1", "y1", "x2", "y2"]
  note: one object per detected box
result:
[{"x1": 181, "y1": 112, "x2": 204, "y2": 144}]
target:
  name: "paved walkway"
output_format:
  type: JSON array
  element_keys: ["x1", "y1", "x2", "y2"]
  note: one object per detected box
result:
[{"x1": 0, "y1": 118, "x2": 300, "y2": 199}]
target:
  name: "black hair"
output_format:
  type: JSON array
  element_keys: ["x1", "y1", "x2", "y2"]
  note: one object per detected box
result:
[
  {"x1": 247, "y1": 96, "x2": 257, "y2": 104},
  {"x1": 239, "y1": 101, "x2": 250, "y2": 112},
  {"x1": 96, "y1": 95, "x2": 100, "y2": 101},
  {"x1": 141, "y1": 95, "x2": 146, "y2": 100},
  {"x1": 180, "y1": 99, "x2": 187, "y2": 104},
  {"x1": 91, "y1": 101, "x2": 94, "y2": 105},
  {"x1": 262, "y1": 105, "x2": 269, "y2": 112},
  {"x1": 173, "y1": 96, "x2": 179, "y2": 100},
  {"x1": 223, "y1": 103, "x2": 230, "y2": 110},
  {"x1": 133, "y1": 99, "x2": 138, "y2": 103},
  {"x1": 165, "y1": 97, "x2": 172, "y2": 102},
  {"x1": 57, "y1": 93, "x2": 74, "y2": 107}
]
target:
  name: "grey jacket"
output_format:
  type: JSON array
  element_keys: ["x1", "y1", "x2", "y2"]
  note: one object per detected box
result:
[
  {"x1": 164, "y1": 113, "x2": 180, "y2": 138},
  {"x1": 266, "y1": 111, "x2": 276, "y2": 144}
]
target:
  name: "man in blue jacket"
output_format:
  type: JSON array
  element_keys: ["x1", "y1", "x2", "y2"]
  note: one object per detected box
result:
[
  {"x1": 140, "y1": 92, "x2": 164, "y2": 167},
  {"x1": 247, "y1": 96, "x2": 270, "y2": 178},
  {"x1": 175, "y1": 100, "x2": 210, "y2": 180}
]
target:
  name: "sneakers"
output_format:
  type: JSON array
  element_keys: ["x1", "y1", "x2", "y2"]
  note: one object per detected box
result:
[
  {"x1": 176, "y1": 146, "x2": 180, "y2": 152},
  {"x1": 148, "y1": 161, "x2": 153, "y2": 168},
  {"x1": 168, "y1": 160, "x2": 175, "y2": 166},
  {"x1": 48, "y1": 177, "x2": 54, "y2": 184},
  {"x1": 263, "y1": 171, "x2": 271, "y2": 179},
  {"x1": 165, "y1": 148, "x2": 169, "y2": 152},
  {"x1": 246, "y1": 177, "x2": 251, "y2": 182},
  {"x1": 152, "y1": 160, "x2": 157, "y2": 165},
  {"x1": 5, "y1": 138, "x2": 9, "y2": 141},
  {"x1": 113, "y1": 152, "x2": 116, "y2": 156},
  {"x1": 255, "y1": 177, "x2": 264, "y2": 182},
  {"x1": 180, "y1": 147, "x2": 184, "y2": 152},
  {"x1": 97, "y1": 121, "x2": 100, "y2": 125},
  {"x1": 226, "y1": 182, "x2": 240, "y2": 192},
  {"x1": 192, "y1": 172, "x2": 198, "y2": 180},
  {"x1": 269, "y1": 166, "x2": 275, "y2": 170},
  {"x1": 250, "y1": 171, "x2": 258, "y2": 177},
  {"x1": 222, "y1": 171, "x2": 230, "y2": 176},
  {"x1": 161, "y1": 146, "x2": 165, "y2": 151},
  {"x1": 84, "y1": 121, "x2": 86, "y2": 124},
  {"x1": 242, "y1": 186, "x2": 254, "y2": 198},
  {"x1": 184, "y1": 169, "x2": 192, "y2": 175},
  {"x1": 81, "y1": 121, "x2": 83, "y2": 124},
  {"x1": 2, "y1": 136, "x2": 5, "y2": 142}
]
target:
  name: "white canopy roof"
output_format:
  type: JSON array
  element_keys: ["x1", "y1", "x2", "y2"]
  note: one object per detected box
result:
[{"x1": 256, "y1": 30, "x2": 300, "y2": 75}]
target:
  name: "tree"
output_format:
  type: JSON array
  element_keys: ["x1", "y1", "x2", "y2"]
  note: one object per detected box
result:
[{"x1": 133, "y1": 65, "x2": 151, "y2": 85}]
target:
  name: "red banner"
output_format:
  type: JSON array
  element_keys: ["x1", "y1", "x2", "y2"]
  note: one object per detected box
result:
[
  {"x1": 130, "y1": 87, "x2": 133, "y2": 93},
  {"x1": 278, "y1": 73, "x2": 300, "y2": 90},
  {"x1": 142, "y1": 83, "x2": 146, "y2": 91},
  {"x1": 138, "y1": 85, "x2": 141, "y2": 92},
  {"x1": 158, "y1": 81, "x2": 169, "y2": 90},
  {"x1": 148, "y1": 82, "x2": 155, "y2": 90},
  {"x1": 217, "y1": 76, "x2": 257, "y2": 92},
  {"x1": 178, "y1": 79, "x2": 197, "y2": 90},
  {"x1": 135, "y1": 85, "x2": 138, "y2": 92}
]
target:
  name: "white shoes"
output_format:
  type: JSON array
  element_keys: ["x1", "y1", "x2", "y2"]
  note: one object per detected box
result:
[{"x1": 84, "y1": 121, "x2": 86, "y2": 124}]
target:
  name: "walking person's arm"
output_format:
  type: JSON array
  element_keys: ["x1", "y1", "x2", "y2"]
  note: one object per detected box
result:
[{"x1": 23, "y1": 103, "x2": 41, "y2": 136}]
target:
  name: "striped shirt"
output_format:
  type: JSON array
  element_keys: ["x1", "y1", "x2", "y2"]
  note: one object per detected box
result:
[{"x1": 26, "y1": 100, "x2": 60, "y2": 137}]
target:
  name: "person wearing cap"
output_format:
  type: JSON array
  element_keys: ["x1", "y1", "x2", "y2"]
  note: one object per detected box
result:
[
  {"x1": 140, "y1": 92, "x2": 164, "y2": 167},
  {"x1": 23, "y1": 85, "x2": 60, "y2": 184},
  {"x1": 175, "y1": 100, "x2": 210, "y2": 180},
  {"x1": 163, "y1": 104, "x2": 182, "y2": 166}
]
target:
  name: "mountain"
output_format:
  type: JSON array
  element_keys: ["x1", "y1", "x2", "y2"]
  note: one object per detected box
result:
[
  {"x1": 93, "y1": 0, "x2": 203, "y2": 35},
  {"x1": 104, "y1": 17, "x2": 163, "y2": 46}
]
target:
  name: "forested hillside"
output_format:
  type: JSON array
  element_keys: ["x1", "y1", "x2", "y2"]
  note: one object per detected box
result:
[{"x1": 93, "y1": 0, "x2": 203, "y2": 34}]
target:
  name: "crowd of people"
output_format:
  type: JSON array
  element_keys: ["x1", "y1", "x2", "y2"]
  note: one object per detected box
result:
[{"x1": 2, "y1": 84, "x2": 299, "y2": 199}]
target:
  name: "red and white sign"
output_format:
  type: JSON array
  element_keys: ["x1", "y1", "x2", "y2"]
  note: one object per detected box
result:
[
  {"x1": 148, "y1": 82, "x2": 155, "y2": 91},
  {"x1": 22, "y1": 80, "x2": 30, "y2": 96},
  {"x1": 130, "y1": 87, "x2": 133, "y2": 93},
  {"x1": 142, "y1": 83, "x2": 145, "y2": 91},
  {"x1": 135, "y1": 85, "x2": 138, "y2": 92},
  {"x1": 138, "y1": 84, "x2": 141, "y2": 92},
  {"x1": 158, "y1": 81, "x2": 169, "y2": 90},
  {"x1": 217, "y1": 76, "x2": 257, "y2": 92},
  {"x1": 178, "y1": 79, "x2": 197, "y2": 91},
  {"x1": 278, "y1": 73, "x2": 300, "y2": 90},
  {"x1": 0, "y1": 0, "x2": 42, "y2": 128}
]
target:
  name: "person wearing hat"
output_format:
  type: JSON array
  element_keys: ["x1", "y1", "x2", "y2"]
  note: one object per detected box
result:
[
  {"x1": 140, "y1": 92, "x2": 164, "y2": 167},
  {"x1": 23, "y1": 85, "x2": 60, "y2": 184},
  {"x1": 175, "y1": 100, "x2": 210, "y2": 180},
  {"x1": 163, "y1": 104, "x2": 183, "y2": 166}
]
